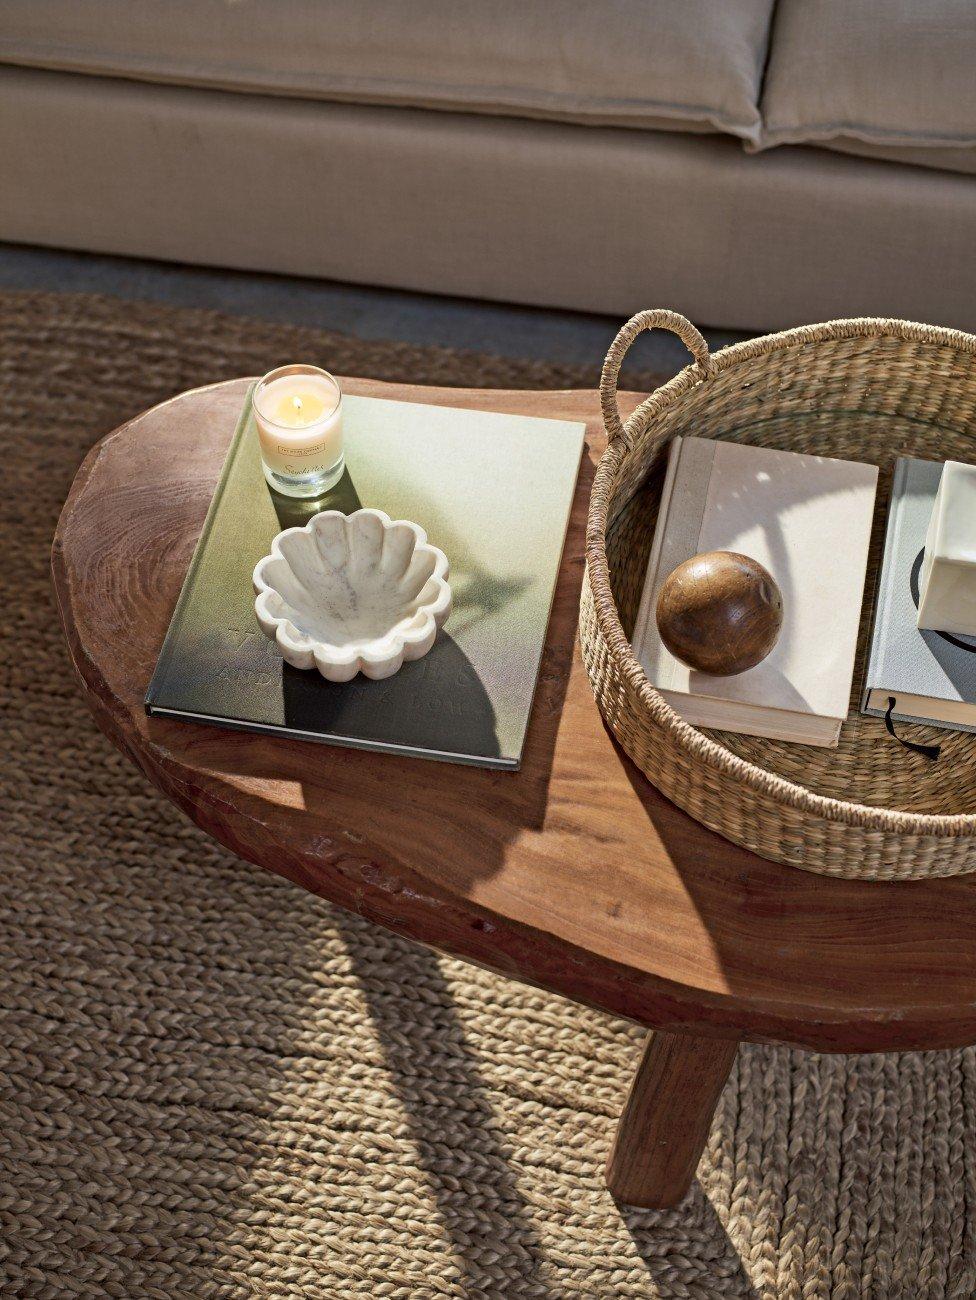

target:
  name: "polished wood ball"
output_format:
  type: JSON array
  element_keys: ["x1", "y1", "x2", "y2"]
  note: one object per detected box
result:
[{"x1": 655, "y1": 550, "x2": 783, "y2": 676}]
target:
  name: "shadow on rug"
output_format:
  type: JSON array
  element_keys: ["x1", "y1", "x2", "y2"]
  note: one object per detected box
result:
[{"x1": 1, "y1": 290, "x2": 974, "y2": 1298}]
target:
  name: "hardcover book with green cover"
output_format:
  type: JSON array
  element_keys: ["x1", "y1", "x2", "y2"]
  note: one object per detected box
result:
[{"x1": 146, "y1": 391, "x2": 585, "y2": 769}]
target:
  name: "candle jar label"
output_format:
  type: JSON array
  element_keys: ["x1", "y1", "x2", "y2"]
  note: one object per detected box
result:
[{"x1": 257, "y1": 429, "x2": 343, "y2": 478}]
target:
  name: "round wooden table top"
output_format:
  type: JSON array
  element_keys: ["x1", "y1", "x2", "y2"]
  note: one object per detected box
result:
[{"x1": 52, "y1": 378, "x2": 976, "y2": 1054}]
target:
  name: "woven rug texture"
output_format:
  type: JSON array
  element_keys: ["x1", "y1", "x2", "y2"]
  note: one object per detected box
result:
[{"x1": 2, "y1": 290, "x2": 976, "y2": 1299}]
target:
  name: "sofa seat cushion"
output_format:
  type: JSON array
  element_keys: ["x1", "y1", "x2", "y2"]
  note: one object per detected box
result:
[
  {"x1": 761, "y1": 0, "x2": 976, "y2": 174},
  {"x1": 0, "y1": 0, "x2": 773, "y2": 141},
  {"x1": 5, "y1": 66, "x2": 976, "y2": 333}
]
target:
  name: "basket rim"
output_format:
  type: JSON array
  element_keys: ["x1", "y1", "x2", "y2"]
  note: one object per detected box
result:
[{"x1": 585, "y1": 315, "x2": 976, "y2": 839}]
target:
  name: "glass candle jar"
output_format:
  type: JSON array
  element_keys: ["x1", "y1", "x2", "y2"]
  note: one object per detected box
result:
[{"x1": 253, "y1": 364, "x2": 344, "y2": 498}]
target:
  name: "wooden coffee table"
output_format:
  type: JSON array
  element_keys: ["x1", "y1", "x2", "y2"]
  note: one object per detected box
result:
[{"x1": 52, "y1": 378, "x2": 976, "y2": 1209}]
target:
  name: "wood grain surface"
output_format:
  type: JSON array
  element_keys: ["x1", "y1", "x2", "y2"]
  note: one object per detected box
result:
[
  {"x1": 606, "y1": 1031, "x2": 740, "y2": 1207},
  {"x1": 656, "y1": 550, "x2": 783, "y2": 676},
  {"x1": 51, "y1": 378, "x2": 976, "y2": 1053}
]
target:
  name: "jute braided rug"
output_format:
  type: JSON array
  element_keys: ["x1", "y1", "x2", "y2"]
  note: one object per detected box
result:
[{"x1": 2, "y1": 290, "x2": 976, "y2": 1298}]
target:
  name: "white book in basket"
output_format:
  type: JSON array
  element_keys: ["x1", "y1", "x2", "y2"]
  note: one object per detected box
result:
[{"x1": 631, "y1": 437, "x2": 879, "y2": 747}]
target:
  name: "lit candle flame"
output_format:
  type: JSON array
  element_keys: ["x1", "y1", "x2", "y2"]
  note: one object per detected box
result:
[{"x1": 291, "y1": 396, "x2": 303, "y2": 415}]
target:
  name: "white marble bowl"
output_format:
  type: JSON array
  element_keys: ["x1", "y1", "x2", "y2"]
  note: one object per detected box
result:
[{"x1": 253, "y1": 508, "x2": 451, "y2": 681}]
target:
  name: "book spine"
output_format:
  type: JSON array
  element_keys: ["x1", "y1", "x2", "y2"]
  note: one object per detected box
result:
[
  {"x1": 631, "y1": 437, "x2": 683, "y2": 665},
  {"x1": 861, "y1": 457, "x2": 907, "y2": 711},
  {"x1": 145, "y1": 387, "x2": 256, "y2": 711},
  {"x1": 633, "y1": 438, "x2": 716, "y2": 691}
]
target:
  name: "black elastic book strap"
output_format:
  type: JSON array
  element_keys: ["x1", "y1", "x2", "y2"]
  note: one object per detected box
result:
[{"x1": 884, "y1": 697, "x2": 941, "y2": 762}]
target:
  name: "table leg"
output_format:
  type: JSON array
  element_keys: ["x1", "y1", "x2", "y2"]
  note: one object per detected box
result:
[{"x1": 606, "y1": 1029, "x2": 739, "y2": 1208}]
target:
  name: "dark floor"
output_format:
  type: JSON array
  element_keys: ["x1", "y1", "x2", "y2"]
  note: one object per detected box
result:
[{"x1": 0, "y1": 242, "x2": 749, "y2": 373}]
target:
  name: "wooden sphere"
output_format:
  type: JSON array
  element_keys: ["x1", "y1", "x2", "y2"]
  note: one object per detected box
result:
[{"x1": 655, "y1": 550, "x2": 783, "y2": 676}]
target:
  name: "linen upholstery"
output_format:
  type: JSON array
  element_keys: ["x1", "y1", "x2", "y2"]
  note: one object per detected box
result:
[
  {"x1": 0, "y1": 0, "x2": 774, "y2": 140},
  {"x1": 3, "y1": 66, "x2": 974, "y2": 333},
  {"x1": 761, "y1": 0, "x2": 976, "y2": 175}
]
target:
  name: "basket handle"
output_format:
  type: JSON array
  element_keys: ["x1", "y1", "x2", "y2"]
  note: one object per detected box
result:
[{"x1": 600, "y1": 310, "x2": 715, "y2": 451}]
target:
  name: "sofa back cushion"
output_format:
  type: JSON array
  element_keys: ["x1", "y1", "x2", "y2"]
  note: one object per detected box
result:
[
  {"x1": 0, "y1": 0, "x2": 774, "y2": 140},
  {"x1": 761, "y1": 0, "x2": 976, "y2": 174}
]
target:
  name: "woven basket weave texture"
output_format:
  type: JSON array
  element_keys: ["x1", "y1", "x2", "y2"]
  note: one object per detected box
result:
[
  {"x1": 581, "y1": 310, "x2": 976, "y2": 881},
  {"x1": 6, "y1": 291, "x2": 976, "y2": 1296}
]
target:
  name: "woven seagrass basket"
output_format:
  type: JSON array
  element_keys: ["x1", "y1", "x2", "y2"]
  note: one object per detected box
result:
[{"x1": 579, "y1": 309, "x2": 976, "y2": 881}]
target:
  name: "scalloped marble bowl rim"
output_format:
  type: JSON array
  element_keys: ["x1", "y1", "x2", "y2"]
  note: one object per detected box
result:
[{"x1": 253, "y1": 507, "x2": 451, "y2": 681}]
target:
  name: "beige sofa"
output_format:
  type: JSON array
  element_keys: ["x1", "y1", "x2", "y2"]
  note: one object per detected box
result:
[{"x1": 1, "y1": 0, "x2": 974, "y2": 331}]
